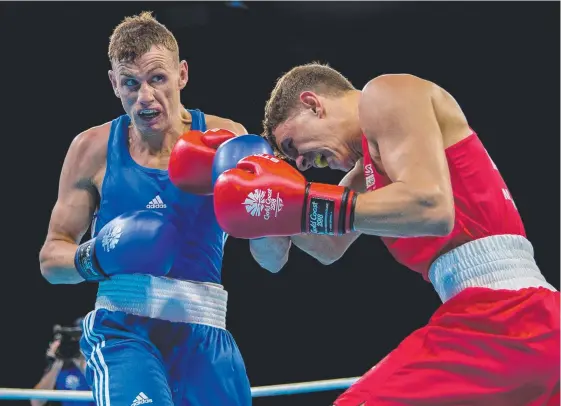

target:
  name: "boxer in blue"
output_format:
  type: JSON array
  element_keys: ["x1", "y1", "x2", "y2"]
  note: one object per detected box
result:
[{"x1": 39, "y1": 12, "x2": 272, "y2": 406}]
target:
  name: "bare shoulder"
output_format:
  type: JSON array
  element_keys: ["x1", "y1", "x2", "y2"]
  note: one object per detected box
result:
[
  {"x1": 205, "y1": 114, "x2": 248, "y2": 136},
  {"x1": 364, "y1": 73, "x2": 435, "y2": 90},
  {"x1": 362, "y1": 74, "x2": 470, "y2": 147},
  {"x1": 361, "y1": 74, "x2": 434, "y2": 109},
  {"x1": 359, "y1": 75, "x2": 436, "y2": 141},
  {"x1": 65, "y1": 122, "x2": 110, "y2": 181}
]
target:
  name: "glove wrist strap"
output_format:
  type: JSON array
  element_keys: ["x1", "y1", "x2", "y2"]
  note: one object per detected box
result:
[
  {"x1": 348, "y1": 192, "x2": 358, "y2": 232},
  {"x1": 74, "y1": 239, "x2": 108, "y2": 282},
  {"x1": 302, "y1": 183, "x2": 357, "y2": 235}
]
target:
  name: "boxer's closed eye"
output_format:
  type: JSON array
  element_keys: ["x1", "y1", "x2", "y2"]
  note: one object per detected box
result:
[{"x1": 280, "y1": 138, "x2": 297, "y2": 160}]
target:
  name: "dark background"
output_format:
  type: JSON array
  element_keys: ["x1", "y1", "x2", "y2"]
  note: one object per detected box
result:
[{"x1": 1, "y1": 1, "x2": 559, "y2": 405}]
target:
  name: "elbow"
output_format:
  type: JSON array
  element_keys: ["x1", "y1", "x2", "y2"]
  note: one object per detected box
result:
[
  {"x1": 39, "y1": 244, "x2": 68, "y2": 285},
  {"x1": 39, "y1": 246, "x2": 54, "y2": 283},
  {"x1": 431, "y1": 209, "x2": 454, "y2": 236},
  {"x1": 308, "y1": 240, "x2": 348, "y2": 265},
  {"x1": 39, "y1": 257, "x2": 58, "y2": 285},
  {"x1": 261, "y1": 258, "x2": 287, "y2": 274},
  {"x1": 316, "y1": 251, "x2": 344, "y2": 266},
  {"x1": 266, "y1": 267, "x2": 283, "y2": 274},
  {"x1": 250, "y1": 237, "x2": 290, "y2": 273},
  {"x1": 417, "y1": 189, "x2": 455, "y2": 237},
  {"x1": 40, "y1": 268, "x2": 59, "y2": 285},
  {"x1": 251, "y1": 250, "x2": 288, "y2": 273}
]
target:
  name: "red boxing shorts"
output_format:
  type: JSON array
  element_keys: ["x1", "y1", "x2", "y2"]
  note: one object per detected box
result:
[{"x1": 334, "y1": 287, "x2": 559, "y2": 406}]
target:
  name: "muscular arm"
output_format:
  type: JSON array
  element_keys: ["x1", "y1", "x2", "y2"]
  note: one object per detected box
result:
[
  {"x1": 352, "y1": 74, "x2": 455, "y2": 237},
  {"x1": 39, "y1": 129, "x2": 105, "y2": 284}
]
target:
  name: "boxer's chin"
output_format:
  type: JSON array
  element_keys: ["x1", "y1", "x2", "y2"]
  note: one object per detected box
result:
[{"x1": 135, "y1": 114, "x2": 166, "y2": 135}]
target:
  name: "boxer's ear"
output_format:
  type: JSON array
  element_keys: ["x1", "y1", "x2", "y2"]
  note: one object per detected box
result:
[
  {"x1": 108, "y1": 70, "x2": 120, "y2": 98},
  {"x1": 299, "y1": 91, "x2": 323, "y2": 118},
  {"x1": 178, "y1": 60, "x2": 189, "y2": 90}
]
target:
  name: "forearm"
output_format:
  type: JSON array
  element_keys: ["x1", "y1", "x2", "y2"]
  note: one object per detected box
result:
[
  {"x1": 39, "y1": 240, "x2": 85, "y2": 284},
  {"x1": 31, "y1": 360, "x2": 64, "y2": 406},
  {"x1": 291, "y1": 232, "x2": 361, "y2": 265},
  {"x1": 249, "y1": 237, "x2": 291, "y2": 273},
  {"x1": 353, "y1": 182, "x2": 454, "y2": 237}
]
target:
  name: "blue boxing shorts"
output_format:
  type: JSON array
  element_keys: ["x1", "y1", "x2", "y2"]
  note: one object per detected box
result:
[{"x1": 80, "y1": 274, "x2": 251, "y2": 406}]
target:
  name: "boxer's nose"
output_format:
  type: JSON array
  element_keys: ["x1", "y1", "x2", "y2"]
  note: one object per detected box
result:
[{"x1": 296, "y1": 155, "x2": 311, "y2": 171}]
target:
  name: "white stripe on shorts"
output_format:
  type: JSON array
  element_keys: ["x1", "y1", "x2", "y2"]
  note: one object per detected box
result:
[{"x1": 83, "y1": 310, "x2": 111, "y2": 406}]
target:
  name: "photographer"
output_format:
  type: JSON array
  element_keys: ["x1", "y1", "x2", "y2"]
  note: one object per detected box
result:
[{"x1": 31, "y1": 319, "x2": 95, "y2": 406}]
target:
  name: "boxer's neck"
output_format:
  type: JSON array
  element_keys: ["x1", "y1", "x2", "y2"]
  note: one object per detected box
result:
[
  {"x1": 342, "y1": 90, "x2": 364, "y2": 166},
  {"x1": 349, "y1": 133, "x2": 363, "y2": 164}
]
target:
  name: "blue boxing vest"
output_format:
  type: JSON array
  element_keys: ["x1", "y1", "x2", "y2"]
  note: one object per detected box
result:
[{"x1": 92, "y1": 109, "x2": 226, "y2": 283}]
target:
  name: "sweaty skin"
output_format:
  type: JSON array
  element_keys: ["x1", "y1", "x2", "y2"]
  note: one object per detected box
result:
[
  {"x1": 258, "y1": 74, "x2": 473, "y2": 270},
  {"x1": 39, "y1": 45, "x2": 247, "y2": 284}
]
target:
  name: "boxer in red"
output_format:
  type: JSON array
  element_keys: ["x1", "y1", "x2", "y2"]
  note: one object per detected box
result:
[{"x1": 213, "y1": 63, "x2": 560, "y2": 405}]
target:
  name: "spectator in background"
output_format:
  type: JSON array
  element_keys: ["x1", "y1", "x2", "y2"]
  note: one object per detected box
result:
[{"x1": 31, "y1": 318, "x2": 95, "y2": 406}]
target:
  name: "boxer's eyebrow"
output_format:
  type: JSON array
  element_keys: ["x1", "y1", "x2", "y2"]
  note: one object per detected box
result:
[
  {"x1": 119, "y1": 64, "x2": 167, "y2": 78},
  {"x1": 146, "y1": 63, "x2": 168, "y2": 72}
]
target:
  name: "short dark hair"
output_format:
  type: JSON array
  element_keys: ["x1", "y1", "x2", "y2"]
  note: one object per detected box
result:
[
  {"x1": 262, "y1": 62, "x2": 355, "y2": 156},
  {"x1": 108, "y1": 11, "x2": 179, "y2": 65}
]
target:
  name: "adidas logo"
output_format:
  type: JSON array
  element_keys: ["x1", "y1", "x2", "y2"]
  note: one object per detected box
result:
[
  {"x1": 131, "y1": 392, "x2": 153, "y2": 406},
  {"x1": 146, "y1": 195, "x2": 167, "y2": 209}
]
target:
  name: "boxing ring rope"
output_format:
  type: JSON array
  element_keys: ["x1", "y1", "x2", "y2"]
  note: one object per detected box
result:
[{"x1": 0, "y1": 376, "x2": 360, "y2": 401}]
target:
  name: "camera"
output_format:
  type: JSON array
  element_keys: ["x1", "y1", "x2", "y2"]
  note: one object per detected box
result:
[{"x1": 52, "y1": 324, "x2": 83, "y2": 360}]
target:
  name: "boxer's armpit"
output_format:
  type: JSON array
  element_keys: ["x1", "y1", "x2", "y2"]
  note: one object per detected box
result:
[{"x1": 249, "y1": 237, "x2": 291, "y2": 273}]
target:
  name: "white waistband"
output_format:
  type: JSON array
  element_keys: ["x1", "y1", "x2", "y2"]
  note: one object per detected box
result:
[
  {"x1": 95, "y1": 274, "x2": 228, "y2": 329},
  {"x1": 429, "y1": 235, "x2": 557, "y2": 303}
]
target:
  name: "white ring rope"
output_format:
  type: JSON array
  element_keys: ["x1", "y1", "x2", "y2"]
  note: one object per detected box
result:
[{"x1": 0, "y1": 376, "x2": 361, "y2": 400}]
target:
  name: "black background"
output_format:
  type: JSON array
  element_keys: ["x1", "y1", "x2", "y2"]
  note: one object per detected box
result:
[{"x1": 1, "y1": 2, "x2": 559, "y2": 405}]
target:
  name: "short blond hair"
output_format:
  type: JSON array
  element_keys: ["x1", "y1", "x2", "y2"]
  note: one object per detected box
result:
[
  {"x1": 262, "y1": 62, "x2": 355, "y2": 156},
  {"x1": 108, "y1": 11, "x2": 179, "y2": 65}
]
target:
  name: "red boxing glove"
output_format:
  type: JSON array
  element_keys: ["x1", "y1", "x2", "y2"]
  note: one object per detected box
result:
[
  {"x1": 214, "y1": 154, "x2": 357, "y2": 238},
  {"x1": 169, "y1": 128, "x2": 236, "y2": 195}
]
